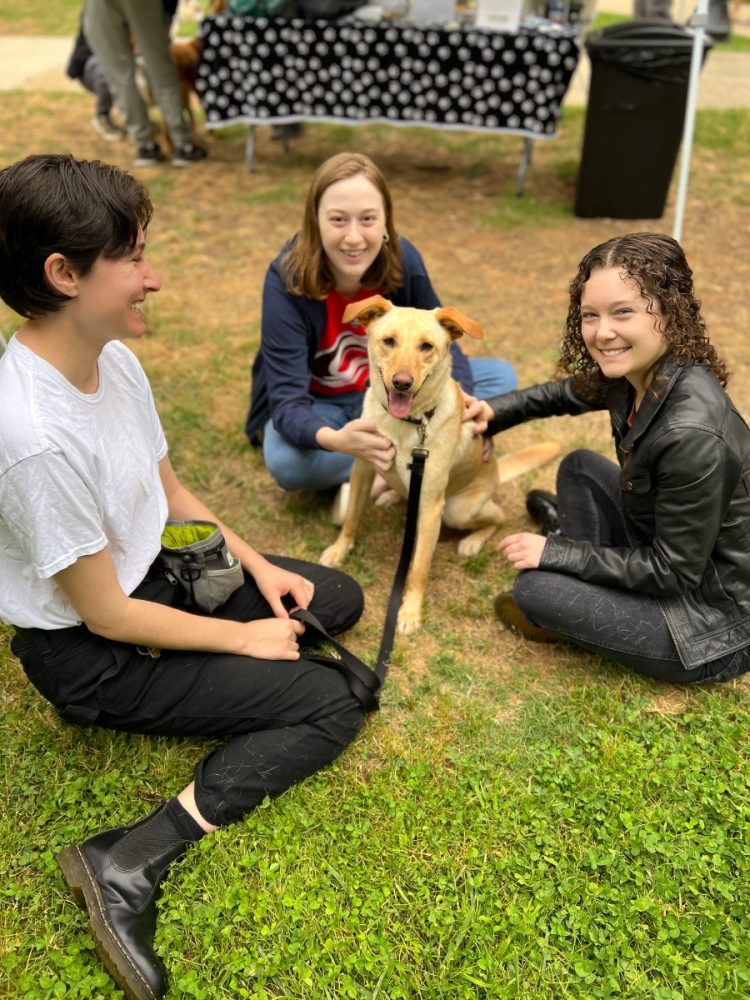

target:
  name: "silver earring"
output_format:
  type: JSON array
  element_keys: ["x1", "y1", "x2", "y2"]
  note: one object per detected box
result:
[{"x1": 383, "y1": 232, "x2": 390, "y2": 244}]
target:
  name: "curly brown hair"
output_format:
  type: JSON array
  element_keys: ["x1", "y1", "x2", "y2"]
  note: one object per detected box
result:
[{"x1": 559, "y1": 233, "x2": 728, "y2": 402}]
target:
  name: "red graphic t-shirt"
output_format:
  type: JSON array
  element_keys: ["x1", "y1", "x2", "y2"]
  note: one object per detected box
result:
[{"x1": 309, "y1": 288, "x2": 377, "y2": 397}]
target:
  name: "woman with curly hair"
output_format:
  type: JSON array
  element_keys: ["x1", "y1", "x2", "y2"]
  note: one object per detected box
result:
[{"x1": 475, "y1": 232, "x2": 750, "y2": 683}]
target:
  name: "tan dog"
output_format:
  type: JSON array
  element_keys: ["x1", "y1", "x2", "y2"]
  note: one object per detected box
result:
[
  {"x1": 319, "y1": 295, "x2": 561, "y2": 635},
  {"x1": 170, "y1": 36, "x2": 203, "y2": 132}
]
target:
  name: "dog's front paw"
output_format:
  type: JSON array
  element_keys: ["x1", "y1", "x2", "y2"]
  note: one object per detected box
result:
[
  {"x1": 457, "y1": 535, "x2": 485, "y2": 558},
  {"x1": 396, "y1": 593, "x2": 423, "y2": 635},
  {"x1": 319, "y1": 539, "x2": 352, "y2": 567},
  {"x1": 457, "y1": 525, "x2": 498, "y2": 558},
  {"x1": 374, "y1": 488, "x2": 402, "y2": 509}
]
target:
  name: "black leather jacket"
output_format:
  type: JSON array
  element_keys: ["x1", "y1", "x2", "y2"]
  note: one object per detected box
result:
[{"x1": 487, "y1": 358, "x2": 750, "y2": 668}]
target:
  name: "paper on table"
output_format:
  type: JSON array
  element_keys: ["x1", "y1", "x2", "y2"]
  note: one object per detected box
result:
[
  {"x1": 475, "y1": 0, "x2": 525, "y2": 31},
  {"x1": 409, "y1": 0, "x2": 456, "y2": 24}
]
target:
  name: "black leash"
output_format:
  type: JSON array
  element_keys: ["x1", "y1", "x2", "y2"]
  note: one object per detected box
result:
[{"x1": 293, "y1": 446, "x2": 429, "y2": 713}]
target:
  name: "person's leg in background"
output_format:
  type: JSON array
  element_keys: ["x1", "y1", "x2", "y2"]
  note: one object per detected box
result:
[
  {"x1": 467, "y1": 356, "x2": 518, "y2": 400},
  {"x1": 262, "y1": 393, "x2": 364, "y2": 492},
  {"x1": 121, "y1": 0, "x2": 206, "y2": 165},
  {"x1": 83, "y1": 0, "x2": 157, "y2": 156},
  {"x1": 554, "y1": 448, "x2": 627, "y2": 545},
  {"x1": 81, "y1": 55, "x2": 124, "y2": 140}
]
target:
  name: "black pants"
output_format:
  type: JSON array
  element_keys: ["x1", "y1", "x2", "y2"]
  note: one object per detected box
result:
[
  {"x1": 11, "y1": 557, "x2": 365, "y2": 826},
  {"x1": 514, "y1": 450, "x2": 750, "y2": 684}
]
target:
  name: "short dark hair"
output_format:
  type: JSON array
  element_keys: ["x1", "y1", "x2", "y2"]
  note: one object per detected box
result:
[
  {"x1": 0, "y1": 153, "x2": 153, "y2": 319},
  {"x1": 280, "y1": 151, "x2": 403, "y2": 299}
]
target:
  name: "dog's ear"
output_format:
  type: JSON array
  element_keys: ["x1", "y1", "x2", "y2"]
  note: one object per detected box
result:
[
  {"x1": 435, "y1": 306, "x2": 484, "y2": 342},
  {"x1": 342, "y1": 294, "x2": 392, "y2": 329}
]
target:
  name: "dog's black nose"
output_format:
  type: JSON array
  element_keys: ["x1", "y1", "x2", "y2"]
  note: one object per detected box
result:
[{"x1": 392, "y1": 372, "x2": 413, "y2": 392}]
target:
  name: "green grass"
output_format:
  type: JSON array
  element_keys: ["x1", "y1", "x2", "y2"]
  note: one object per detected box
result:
[
  {"x1": 3, "y1": 659, "x2": 749, "y2": 998},
  {"x1": 715, "y1": 32, "x2": 750, "y2": 52},
  {"x1": 589, "y1": 11, "x2": 631, "y2": 31},
  {"x1": 0, "y1": 0, "x2": 217, "y2": 35},
  {"x1": 694, "y1": 106, "x2": 750, "y2": 154},
  {"x1": 0, "y1": 1, "x2": 81, "y2": 35}
]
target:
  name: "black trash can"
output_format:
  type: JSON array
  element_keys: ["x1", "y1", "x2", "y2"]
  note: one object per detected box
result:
[{"x1": 574, "y1": 20, "x2": 711, "y2": 219}]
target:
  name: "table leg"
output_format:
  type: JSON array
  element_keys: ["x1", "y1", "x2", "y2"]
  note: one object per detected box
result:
[
  {"x1": 271, "y1": 122, "x2": 304, "y2": 149},
  {"x1": 516, "y1": 138, "x2": 534, "y2": 197},
  {"x1": 245, "y1": 126, "x2": 256, "y2": 172}
]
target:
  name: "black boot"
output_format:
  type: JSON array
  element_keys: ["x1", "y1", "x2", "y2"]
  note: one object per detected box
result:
[
  {"x1": 525, "y1": 489, "x2": 560, "y2": 536},
  {"x1": 494, "y1": 593, "x2": 563, "y2": 644},
  {"x1": 57, "y1": 799, "x2": 205, "y2": 1000}
]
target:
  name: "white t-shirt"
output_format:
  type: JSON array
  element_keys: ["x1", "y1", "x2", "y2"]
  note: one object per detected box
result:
[{"x1": 0, "y1": 336, "x2": 168, "y2": 629}]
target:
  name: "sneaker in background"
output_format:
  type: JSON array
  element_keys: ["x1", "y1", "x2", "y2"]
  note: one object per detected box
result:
[
  {"x1": 171, "y1": 143, "x2": 208, "y2": 167},
  {"x1": 134, "y1": 140, "x2": 164, "y2": 166},
  {"x1": 91, "y1": 114, "x2": 124, "y2": 142}
]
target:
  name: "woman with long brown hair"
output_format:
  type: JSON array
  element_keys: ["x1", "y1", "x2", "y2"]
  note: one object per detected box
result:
[{"x1": 245, "y1": 151, "x2": 516, "y2": 519}]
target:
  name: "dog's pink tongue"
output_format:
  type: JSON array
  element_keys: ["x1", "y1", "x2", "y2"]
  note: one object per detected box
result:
[{"x1": 388, "y1": 390, "x2": 413, "y2": 420}]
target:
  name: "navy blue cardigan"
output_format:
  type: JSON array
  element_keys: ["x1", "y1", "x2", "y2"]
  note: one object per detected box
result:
[{"x1": 245, "y1": 237, "x2": 473, "y2": 449}]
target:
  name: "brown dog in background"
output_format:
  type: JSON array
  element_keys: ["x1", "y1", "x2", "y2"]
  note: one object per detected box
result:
[
  {"x1": 319, "y1": 295, "x2": 560, "y2": 636},
  {"x1": 161, "y1": 0, "x2": 227, "y2": 140},
  {"x1": 135, "y1": 35, "x2": 205, "y2": 148},
  {"x1": 169, "y1": 35, "x2": 203, "y2": 132}
]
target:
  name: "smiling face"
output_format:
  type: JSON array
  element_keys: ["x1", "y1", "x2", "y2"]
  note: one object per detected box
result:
[
  {"x1": 74, "y1": 230, "x2": 161, "y2": 345},
  {"x1": 580, "y1": 266, "x2": 667, "y2": 404},
  {"x1": 317, "y1": 173, "x2": 387, "y2": 296}
]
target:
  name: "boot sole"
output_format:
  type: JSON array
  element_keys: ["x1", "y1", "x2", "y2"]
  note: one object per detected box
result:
[
  {"x1": 494, "y1": 595, "x2": 563, "y2": 644},
  {"x1": 57, "y1": 846, "x2": 160, "y2": 1000}
]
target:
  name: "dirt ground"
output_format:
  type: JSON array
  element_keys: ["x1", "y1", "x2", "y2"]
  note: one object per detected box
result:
[
  {"x1": 4, "y1": 90, "x2": 748, "y2": 390},
  {"x1": 2, "y1": 89, "x2": 750, "y2": 700}
]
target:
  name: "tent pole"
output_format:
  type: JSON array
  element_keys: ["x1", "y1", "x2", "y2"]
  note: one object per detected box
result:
[{"x1": 672, "y1": 0, "x2": 708, "y2": 242}]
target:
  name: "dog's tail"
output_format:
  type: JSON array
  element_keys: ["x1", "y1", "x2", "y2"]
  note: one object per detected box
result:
[{"x1": 496, "y1": 441, "x2": 561, "y2": 484}]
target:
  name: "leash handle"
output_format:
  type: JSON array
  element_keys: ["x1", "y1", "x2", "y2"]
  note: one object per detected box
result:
[{"x1": 291, "y1": 607, "x2": 380, "y2": 712}]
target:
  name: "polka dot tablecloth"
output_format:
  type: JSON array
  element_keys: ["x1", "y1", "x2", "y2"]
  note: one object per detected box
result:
[{"x1": 196, "y1": 14, "x2": 580, "y2": 139}]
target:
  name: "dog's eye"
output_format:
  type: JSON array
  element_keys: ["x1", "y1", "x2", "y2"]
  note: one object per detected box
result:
[
  {"x1": 382, "y1": 337, "x2": 396, "y2": 347},
  {"x1": 419, "y1": 342, "x2": 434, "y2": 353}
]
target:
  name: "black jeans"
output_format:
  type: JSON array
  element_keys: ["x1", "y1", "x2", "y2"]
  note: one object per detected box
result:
[
  {"x1": 11, "y1": 557, "x2": 365, "y2": 826},
  {"x1": 514, "y1": 450, "x2": 750, "y2": 684}
]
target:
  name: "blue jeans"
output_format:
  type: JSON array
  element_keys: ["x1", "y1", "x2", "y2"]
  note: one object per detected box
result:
[
  {"x1": 264, "y1": 357, "x2": 517, "y2": 491},
  {"x1": 514, "y1": 449, "x2": 750, "y2": 684}
]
